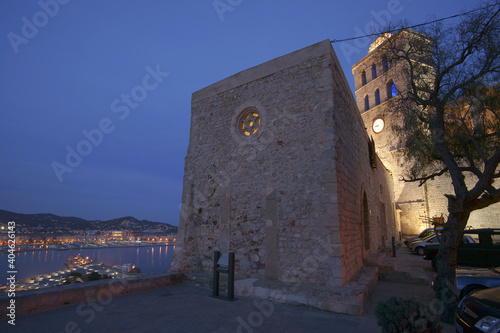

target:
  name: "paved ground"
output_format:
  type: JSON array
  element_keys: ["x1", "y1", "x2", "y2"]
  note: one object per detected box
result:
[{"x1": 1, "y1": 247, "x2": 455, "y2": 333}]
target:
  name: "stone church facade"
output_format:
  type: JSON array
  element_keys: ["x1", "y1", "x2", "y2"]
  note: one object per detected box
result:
[
  {"x1": 171, "y1": 39, "x2": 399, "y2": 305},
  {"x1": 352, "y1": 31, "x2": 500, "y2": 235}
]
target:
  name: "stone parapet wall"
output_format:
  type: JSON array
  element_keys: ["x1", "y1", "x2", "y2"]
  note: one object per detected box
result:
[{"x1": 0, "y1": 272, "x2": 184, "y2": 320}]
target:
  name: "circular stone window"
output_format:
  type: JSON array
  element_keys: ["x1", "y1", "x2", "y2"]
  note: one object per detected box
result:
[
  {"x1": 230, "y1": 101, "x2": 267, "y2": 145},
  {"x1": 239, "y1": 109, "x2": 260, "y2": 137}
]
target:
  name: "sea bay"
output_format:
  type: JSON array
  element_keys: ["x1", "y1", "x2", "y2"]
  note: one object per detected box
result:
[{"x1": 0, "y1": 245, "x2": 175, "y2": 285}]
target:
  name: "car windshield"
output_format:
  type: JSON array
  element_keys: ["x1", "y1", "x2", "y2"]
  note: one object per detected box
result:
[
  {"x1": 419, "y1": 228, "x2": 442, "y2": 238},
  {"x1": 421, "y1": 234, "x2": 438, "y2": 241},
  {"x1": 420, "y1": 230, "x2": 433, "y2": 238}
]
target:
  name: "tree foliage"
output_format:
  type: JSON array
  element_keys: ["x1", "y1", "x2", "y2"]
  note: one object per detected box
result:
[
  {"x1": 387, "y1": 5, "x2": 500, "y2": 196},
  {"x1": 379, "y1": 0, "x2": 500, "y2": 322}
]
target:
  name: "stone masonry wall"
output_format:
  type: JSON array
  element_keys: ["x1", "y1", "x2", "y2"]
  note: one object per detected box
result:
[
  {"x1": 331, "y1": 51, "x2": 398, "y2": 284},
  {"x1": 173, "y1": 42, "x2": 339, "y2": 287},
  {"x1": 425, "y1": 176, "x2": 500, "y2": 230},
  {"x1": 172, "y1": 40, "x2": 398, "y2": 288}
]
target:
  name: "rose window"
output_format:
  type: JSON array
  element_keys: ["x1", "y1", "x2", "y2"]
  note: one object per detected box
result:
[{"x1": 239, "y1": 110, "x2": 260, "y2": 137}]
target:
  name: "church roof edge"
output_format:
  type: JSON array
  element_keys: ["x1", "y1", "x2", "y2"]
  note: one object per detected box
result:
[{"x1": 192, "y1": 39, "x2": 334, "y2": 103}]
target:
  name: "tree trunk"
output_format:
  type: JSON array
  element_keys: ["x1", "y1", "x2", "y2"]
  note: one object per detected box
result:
[{"x1": 432, "y1": 211, "x2": 470, "y2": 323}]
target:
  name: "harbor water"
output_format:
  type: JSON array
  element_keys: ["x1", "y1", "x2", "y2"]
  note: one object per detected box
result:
[{"x1": 0, "y1": 245, "x2": 175, "y2": 284}]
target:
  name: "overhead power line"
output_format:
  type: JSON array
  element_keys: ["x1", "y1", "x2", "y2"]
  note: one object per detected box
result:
[{"x1": 330, "y1": 4, "x2": 498, "y2": 44}]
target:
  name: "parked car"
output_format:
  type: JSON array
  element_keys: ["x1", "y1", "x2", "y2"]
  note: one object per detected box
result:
[
  {"x1": 410, "y1": 234, "x2": 474, "y2": 256},
  {"x1": 404, "y1": 227, "x2": 443, "y2": 247},
  {"x1": 424, "y1": 228, "x2": 500, "y2": 270},
  {"x1": 407, "y1": 232, "x2": 443, "y2": 249},
  {"x1": 457, "y1": 266, "x2": 500, "y2": 300},
  {"x1": 456, "y1": 286, "x2": 500, "y2": 333},
  {"x1": 410, "y1": 234, "x2": 442, "y2": 255}
]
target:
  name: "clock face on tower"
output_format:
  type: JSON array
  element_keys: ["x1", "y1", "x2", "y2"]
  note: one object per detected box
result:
[{"x1": 372, "y1": 118, "x2": 385, "y2": 133}]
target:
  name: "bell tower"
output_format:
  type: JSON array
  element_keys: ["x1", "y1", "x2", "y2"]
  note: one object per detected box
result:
[
  {"x1": 352, "y1": 31, "x2": 428, "y2": 234},
  {"x1": 353, "y1": 30, "x2": 500, "y2": 235},
  {"x1": 352, "y1": 32, "x2": 408, "y2": 168}
]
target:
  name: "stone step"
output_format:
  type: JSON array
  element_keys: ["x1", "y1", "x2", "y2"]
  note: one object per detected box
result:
[
  {"x1": 378, "y1": 256, "x2": 397, "y2": 274},
  {"x1": 234, "y1": 266, "x2": 379, "y2": 316}
]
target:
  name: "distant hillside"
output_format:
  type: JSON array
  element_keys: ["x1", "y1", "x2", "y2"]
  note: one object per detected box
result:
[{"x1": 0, "y1": 209, "x2": 177, "y2": 233}]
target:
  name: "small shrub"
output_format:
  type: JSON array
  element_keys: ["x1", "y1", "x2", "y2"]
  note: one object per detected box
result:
[{"x1": 375, "y1": 296, "x2": 442, "y2": 333}]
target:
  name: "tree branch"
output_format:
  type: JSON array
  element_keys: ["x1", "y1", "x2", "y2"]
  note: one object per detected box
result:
[
  {"x1": 402, "y1": 167, "x2": 449, "y2": 186},
  {"x1": 467, "y1": 150, "x2": 500, "y2": 202},
  {"x1": 470, "y1": 186, "x2": 500, "y2": 210}
]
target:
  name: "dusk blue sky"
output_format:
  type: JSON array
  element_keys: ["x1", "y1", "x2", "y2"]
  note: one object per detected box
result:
[{"x1": 0, "y1": 0, "x2": 482, "y2": 225}]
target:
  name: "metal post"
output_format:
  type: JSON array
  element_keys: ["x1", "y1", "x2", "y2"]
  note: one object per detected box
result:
[
  {"x1": 228, "y1": 252, "x2": 235, "y2": 300},
  {"x1": 213, "y1": 251, "x2": 220, "y2": 297},
  {"x1": 392, "y1": 236, "x2": 396, "y2": 257},
  {"x1": 211, "y1": 251, "x2": 236, "y2": 301}
]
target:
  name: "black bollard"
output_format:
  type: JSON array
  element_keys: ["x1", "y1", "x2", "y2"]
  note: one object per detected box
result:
[{"x1": 212, "y1": 251, "x2": 236, "y2": 301}]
